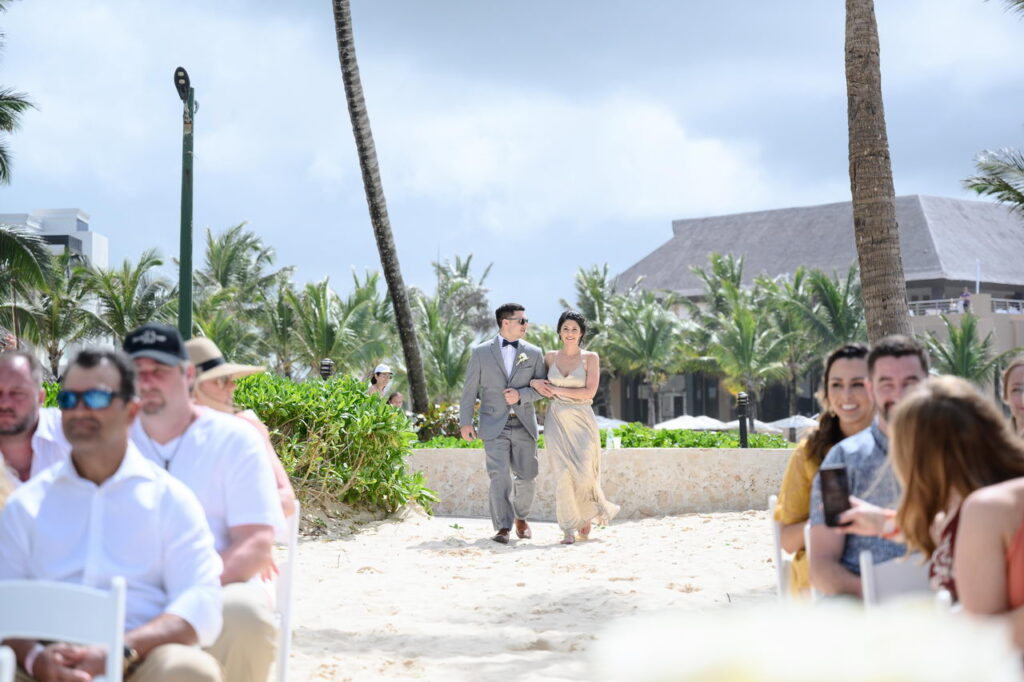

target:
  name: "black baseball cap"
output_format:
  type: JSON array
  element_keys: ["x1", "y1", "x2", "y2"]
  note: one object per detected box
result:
[{"x1": 123, "y1": 322, "x2": 188, "y2": 366}]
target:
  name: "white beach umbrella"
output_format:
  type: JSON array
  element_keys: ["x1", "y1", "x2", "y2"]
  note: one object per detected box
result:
[
  {"x1": 595, "y1": 415, "x2": 629, "y2": 429},
  {"x1": 654, "y1": 415, "x2": 729, "y2": 431},
  {"x1": 723, "y1": 419, "x2": 784, "y2": 434},
  {"x1": 769, "y1": 415, "x2": 819, "y2": 430}
]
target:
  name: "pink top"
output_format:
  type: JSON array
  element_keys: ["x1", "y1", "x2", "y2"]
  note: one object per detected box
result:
[{"x1": 1007, "y1": 521, "x2": 1024, "y2": 609}]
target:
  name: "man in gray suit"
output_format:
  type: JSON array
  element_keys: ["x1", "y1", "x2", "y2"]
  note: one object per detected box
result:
[{"x1": 460, "y1": 303, "x2": 551, "y2": 544}]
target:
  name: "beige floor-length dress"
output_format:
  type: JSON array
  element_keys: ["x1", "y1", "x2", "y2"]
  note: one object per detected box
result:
[{"x1": 546, "y1": 359, "x2": 620, "y2": 532}]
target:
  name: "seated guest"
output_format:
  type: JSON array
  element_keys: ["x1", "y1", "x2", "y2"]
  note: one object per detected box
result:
[
  {"x1": 839, "y1": 376, "x2": 1024, "y2": 625},
  {"x1": 123, "y1": 323, "x2": 283, "y2": 682},
  {"x1": 185, "y1": 337, "x2": 296, "y2": 518},
  {"x1": 0, "y1": 351, "x2": 70, "y2": 487},
  {"x1": 0, "y1": 348, "x2": 223, "y2": 681},
  {"x1": 774, "y1": 343, "x2": 871, "y2": 595},
  {"x1": 367, "y1": 363, "x2": 393, "y2": 398},
  {"x1": 387, "y1": 391, "x2": 404, "y2": 409},
  {"x1": 1001, "y1": 356, "x2": 1024, "y2": 438},
  {"x1": 808, "y1": 335, "x2": 928, "y2": 597}
]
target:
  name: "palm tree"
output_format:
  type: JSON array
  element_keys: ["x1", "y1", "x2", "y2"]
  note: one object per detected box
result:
[
  {"x1": 414, "y1": 295, "x2": 474, "y2": 404},
  {"x1": 331, "y1": 0, "x2": 428, "y2": 415},
  {"x1": 758, "y1": 269, "x2": 817, "y2": 416},
  {"x1": 1, "y1": 224, "x2": 53, "y2": 345},
  {"x1": 705, "y1": 298, "x2": 788, "y2": 428},
  {"x1": 603, "y1": 292, "x2": 682, "y2": 425},
  {"x1": 84, "y1": 249, "x2": 174, "y2": 340},
  {"x1": 964, "y1": 148, "x2": 1024, "y2": 215},
  {"x1": 432, "y1": 255, "x2": 492, "y2": 334},
  {"x1": 924, "y1": 314, "x2": 1018, "y2": 387},
  {"x1": 0, "y1": 252, "x2": 99, "y2": 375},
  {"x1": 784, "y1": 264, "x2": 867, "y2": 355},
  {"x1": 261, "y1": 274, "x2": 299, "y2": 378},
  {"x1": 845, "y1": 0, "x2": 912, "y2": 341},
  {"x1": 0, "y1": 1, "x2": 33, "y2": 185}
]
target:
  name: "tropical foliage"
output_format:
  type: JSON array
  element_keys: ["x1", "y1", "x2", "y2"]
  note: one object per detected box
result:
[{"x1": 923, "y1": 314, "x2": 1019, "y2": 387}]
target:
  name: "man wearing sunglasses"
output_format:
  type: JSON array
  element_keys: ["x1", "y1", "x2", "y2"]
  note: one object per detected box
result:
[
  {"x1": 0, "y1": 348, "x2": 224, "y2": 680},
  {"x1": 0, "y1": 351, "x2": 70, "y2": 488},
  {"x1": 460, "y1": 303, "x2": 551, "y2": 544}
]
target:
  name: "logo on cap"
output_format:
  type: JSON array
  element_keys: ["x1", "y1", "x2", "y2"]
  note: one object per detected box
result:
[{"x1": 135, "y1": 330, "x2": 168, "y2": 346}]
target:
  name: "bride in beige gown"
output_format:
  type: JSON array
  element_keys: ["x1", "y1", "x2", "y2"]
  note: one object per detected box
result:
[{"x1": 532, "y1": 311, "x2": 619, "y2": 544}]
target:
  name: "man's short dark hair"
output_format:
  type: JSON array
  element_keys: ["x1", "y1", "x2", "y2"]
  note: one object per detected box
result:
[
  {"x1": 495, "y1": 303, "x2": 525, "y2": 328},
  {"x1": 867, "y1": 335, "x2": 929, "y2": 376},
  {"x1": 66, "y1": 348, "x2": 137, "y2": 399},
  {"x1": 0, "y1": 350, "x2": 43, "y2": 386}
]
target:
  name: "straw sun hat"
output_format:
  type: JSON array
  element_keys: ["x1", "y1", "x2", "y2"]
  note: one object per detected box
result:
[{"x1": 185, "y1": 337, "x2": 265, "y2": 384}]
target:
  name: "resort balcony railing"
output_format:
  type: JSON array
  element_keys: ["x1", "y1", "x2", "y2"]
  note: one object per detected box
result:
[{"x1": 907, "y1": 297, "x2": 1024, "y2": 317}]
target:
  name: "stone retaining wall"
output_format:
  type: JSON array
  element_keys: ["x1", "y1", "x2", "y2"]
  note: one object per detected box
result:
[{"x1": 407, "y1": 447, "x2": 792, "y2": 520}]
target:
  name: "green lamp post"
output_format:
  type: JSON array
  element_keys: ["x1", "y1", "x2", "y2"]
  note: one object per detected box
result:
[{"x1": 174, "y1": 66, "x2": 196, "y2": 339}]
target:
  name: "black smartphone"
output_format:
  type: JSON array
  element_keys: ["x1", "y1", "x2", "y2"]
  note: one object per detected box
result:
[{"x1": 819, "y1": 465, "x2": 852, "y2": 527}]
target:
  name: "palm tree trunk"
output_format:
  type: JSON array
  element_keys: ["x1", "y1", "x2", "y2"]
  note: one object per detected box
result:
[
  {"x1": 845, "y1": 0, "x2": 912, "y2": 342},
  {"x1": 332, "y1": 0, "x2": 429, "y2": 416}
]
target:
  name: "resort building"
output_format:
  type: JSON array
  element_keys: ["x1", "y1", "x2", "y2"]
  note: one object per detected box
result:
[
  {"x1": 612, "y1": 195, "x2": 1024, "y2": 424},
  {"x1": 0, "y1": 208, "x2": 108, "y2": 268}
]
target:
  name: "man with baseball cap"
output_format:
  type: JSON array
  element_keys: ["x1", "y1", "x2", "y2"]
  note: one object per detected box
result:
[{"x1": 123, "y1": 322, "x2": 283, "y2": 682}]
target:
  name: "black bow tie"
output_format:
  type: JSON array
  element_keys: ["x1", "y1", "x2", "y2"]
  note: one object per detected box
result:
[{"x1": 502, "y1": 339, "x2": 519, "y2": 349}]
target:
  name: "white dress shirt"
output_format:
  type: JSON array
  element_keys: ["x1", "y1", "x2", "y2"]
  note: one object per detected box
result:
[
  {"x1": 0, "y1": 442, "x2": 224, "y2": 645},
  {"x1": 131, "y1": 408, "x2": 285, "y2": 553},
  {"x1": 1, "y1": 407, "x2": 70, "y2": 487},
  {"x1": 498, "y1": 336, "x2": 516, "y2": 377}
]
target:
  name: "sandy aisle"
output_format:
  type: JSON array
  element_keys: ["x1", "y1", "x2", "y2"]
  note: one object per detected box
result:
[{"x1": 284, "y1": 509, "x2": 775, "y2": 681}]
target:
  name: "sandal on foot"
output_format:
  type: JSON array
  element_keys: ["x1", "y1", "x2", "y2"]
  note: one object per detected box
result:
[
  {"x1": 560, "y1": 532, "x2": 575, "y2": 545},
  {"x1": 579, "y1": 523, "x2": 592, "y2": 539}
]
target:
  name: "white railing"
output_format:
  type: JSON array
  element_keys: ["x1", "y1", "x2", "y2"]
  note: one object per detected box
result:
[
  {"x1": 907, "y1": 297, "x2": 1024, "y2": 316},
  {"x1": 991, "y1": 298, "x2": 1024, "y2": 315}
]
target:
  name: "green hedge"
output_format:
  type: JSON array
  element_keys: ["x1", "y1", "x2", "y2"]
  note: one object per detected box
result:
[
  {"x1": 412, "y1": 421, "x2": 789, "y2": 449},
  {"x1": 234, "y1": 374, "x2": 436, "y2": 513}
]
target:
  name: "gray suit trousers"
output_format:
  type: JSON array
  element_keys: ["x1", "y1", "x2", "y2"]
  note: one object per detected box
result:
[{"x1": 484, "y1": 417, "x2": 539, "y2": 530}]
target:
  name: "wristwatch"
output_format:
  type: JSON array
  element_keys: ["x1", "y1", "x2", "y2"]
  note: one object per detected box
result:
[{"x1": 123, "y1": 645, "x2": 140, "y2": 672}]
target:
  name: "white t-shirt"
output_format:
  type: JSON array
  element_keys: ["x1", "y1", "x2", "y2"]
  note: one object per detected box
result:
[
  {"x1": 130, "y1": 407, "x2": 284, "y2": 553},
  {"x1": 1, "y1": 407, "x2": 70, "y2": 488},
  {"x1": 0, "y1": 443, "x2": 224, "y2": 645}
]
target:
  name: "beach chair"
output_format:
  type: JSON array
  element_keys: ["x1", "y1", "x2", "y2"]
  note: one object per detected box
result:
[
  {"x1": 859, "y1": 550, "x2": 931, "y2": 608},
  {"x1": 0, "y1": 645, "x2": 14, "y2": 682},
  {"x1": 275, "y1": 500, "x2": 300, "y2": 682},
  {"x1": 0, "y1": 577, "x2": 126, "y2": 682},
  {"x1": 768, "y1": 495, "x2": 791, "y2": 601}
]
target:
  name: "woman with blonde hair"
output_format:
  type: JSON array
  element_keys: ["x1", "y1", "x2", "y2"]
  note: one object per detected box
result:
[
  {"x1": 841, "y1": 376, "x2": 1024, "y2": 642},
  {"x1": 774, "y1": 343, "x2": 873, "y2": 595},
  {"x1": 1001, "y1": 356, "x2": 1024, "y2": 437}
]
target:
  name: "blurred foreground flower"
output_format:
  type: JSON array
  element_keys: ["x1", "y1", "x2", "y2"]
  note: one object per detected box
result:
[{"x1": 591, "y1": 600, "x2": 1021, "y2": 682}]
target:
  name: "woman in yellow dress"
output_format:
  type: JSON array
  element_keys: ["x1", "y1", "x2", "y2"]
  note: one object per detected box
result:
[{"x1": 774, "y1": 343, "x2": 872, "y2": 595}]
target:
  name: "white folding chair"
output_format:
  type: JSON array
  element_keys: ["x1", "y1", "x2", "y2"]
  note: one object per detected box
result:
[
  {"x1": 804, "y1": 523, "x2": 821, "y2": 601},
  {"x1": 274, "y1": 500, "x2": 300, "y2": 682},
  {"x1": 0, "y1": 645, "x2": 15, "y2": 682},
  {"x1": 859, "y1": 550, "x2": 931, "y2": 608},
  {"x1": 767, "y1": 495, "x2": 792, "y2": 601},
  {"x1": 0, "y1": 577, "x2": 126, "y2": 682}
]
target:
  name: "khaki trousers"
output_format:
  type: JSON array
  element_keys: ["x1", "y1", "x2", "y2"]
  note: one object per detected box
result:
[
  {"x1": 16, "y1": 643, "x2": 221, "y2": 682},
  {"x1": 205, "y1": 582, "x2": 278, "y2": 682}
]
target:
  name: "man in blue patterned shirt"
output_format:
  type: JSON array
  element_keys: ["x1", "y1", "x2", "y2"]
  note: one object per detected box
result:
[{"x1": 808, "y1": 335, "x2": 929, "y2": 597}]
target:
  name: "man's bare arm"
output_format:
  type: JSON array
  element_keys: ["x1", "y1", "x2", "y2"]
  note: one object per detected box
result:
[
  {"x1": 220, "y1": 523, "x2": 275, "y2": 584},
  {"x1": 808, "y1": 524, "x2": 861, "y2": 597}
]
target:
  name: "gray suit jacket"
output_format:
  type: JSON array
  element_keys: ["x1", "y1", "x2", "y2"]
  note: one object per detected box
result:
[{"x1": 459, "y1": 337, "x2": 547, "y2": 441}]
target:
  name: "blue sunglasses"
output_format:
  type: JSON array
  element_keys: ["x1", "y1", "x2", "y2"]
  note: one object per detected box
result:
[{"x1": 56, "y1": 389, "x2": 128, "y2": 411}]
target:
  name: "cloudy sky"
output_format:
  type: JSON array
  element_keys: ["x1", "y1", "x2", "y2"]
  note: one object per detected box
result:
[{"x1": 3, "y1": 0, "x2": 1024, "y2": 329}]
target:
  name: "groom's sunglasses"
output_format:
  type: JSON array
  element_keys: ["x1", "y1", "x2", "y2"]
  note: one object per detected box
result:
[
  {"x1": 56, "y1": 389, "x2": 129, "y2": 411},
  {"x1": 512, "y1": 318, "x2": 529, "y2": 325}
]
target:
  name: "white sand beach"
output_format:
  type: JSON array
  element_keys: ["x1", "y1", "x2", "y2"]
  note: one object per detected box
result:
[{"x1": 284, "y1": 509, "x2": 775, "y2": 681}]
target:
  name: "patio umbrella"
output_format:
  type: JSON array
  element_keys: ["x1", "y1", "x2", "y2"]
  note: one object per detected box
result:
[
  {"x1": 723, "y1": 419, "x2": 783, "y2": 435},
  {"x1": 654, "y1": 415, "x2": 729, "y2": 431},
  {"x1": 769, "y1": 415, "x2": 818, "y2": 430}
]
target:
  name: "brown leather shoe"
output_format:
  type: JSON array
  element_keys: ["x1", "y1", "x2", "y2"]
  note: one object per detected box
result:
[
  {"x1": 514, "y1": 519, "x2": 532, "y2": 539},
  {"x1": 492, "y1": 529, "x2": 510, "y2": 544}
]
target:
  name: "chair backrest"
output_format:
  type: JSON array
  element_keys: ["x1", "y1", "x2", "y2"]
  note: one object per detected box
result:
[
  {"x1": 767, "y1": 495, "x2": 791, "y2": 601},
  {"x1": 804, "y1": 523, "x2": 821, "y2": 601},
  {"x1": 0, "y1": 645, "x2": 15, "y2": 682},
  {"x1": 859, "y1": 550, "x2": 932, "y2": 607},
  {"x1": 275, "y1": 500, "x2": 300, "y2": 682},
  {"x1": 0, "y1": 577, "x2": 126, "y2": 682}
]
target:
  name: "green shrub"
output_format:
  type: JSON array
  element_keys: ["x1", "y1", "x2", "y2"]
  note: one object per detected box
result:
[
  {"x1": 234, "y1": 373, "x2": 437, "y2": 513},
  {"x1": 412, "y1": 402, "x2": 462, "y2": 441},
  {"x1": 413, "y1": 422, "x2": 788, "y2": 449}
]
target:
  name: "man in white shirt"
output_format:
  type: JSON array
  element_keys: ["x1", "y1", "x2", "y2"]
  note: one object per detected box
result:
[
  {"x1": 0, "y1": 351, "x2": 70, "y2": 487},
  {"x1": 123, "y1": 323, "x2": 282, "y2": 682},
  {"x1": 0, "y1": 348, "x2": 223, "y2": 681}
]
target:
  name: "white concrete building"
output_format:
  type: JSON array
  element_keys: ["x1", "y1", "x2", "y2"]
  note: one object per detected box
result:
[{"x1": 0, "y1": 208, "x2": 109, "y2": 268}]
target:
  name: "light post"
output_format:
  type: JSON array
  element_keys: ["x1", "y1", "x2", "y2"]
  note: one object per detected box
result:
[
  {"x1": 319, "y1": 358, "x2": 336, "y2": 380},
  {"x1": 174, "y1": 66, "x2": 196, "y2": 340},
  {"x1": 736, "y1": 392, "x2": 749, "y2": 448}
]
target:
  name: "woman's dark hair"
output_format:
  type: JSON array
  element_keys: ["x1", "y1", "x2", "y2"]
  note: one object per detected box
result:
[
  {"x1": 803, "y1": 342, "x2": 869, "y2": 465},
  {"x1": 556, "y1": 311, "x2": 587, "y2": 346}
]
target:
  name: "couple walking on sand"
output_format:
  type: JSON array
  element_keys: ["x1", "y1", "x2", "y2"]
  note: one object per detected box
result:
[{"x1": 459, "y1": 303, "x2": 619, "y2": 545}]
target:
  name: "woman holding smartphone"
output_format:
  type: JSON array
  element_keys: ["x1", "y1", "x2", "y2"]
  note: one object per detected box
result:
[
  {"x1": 840, "y1": 376, "x2": 1024, "y2": 646},
  {"x1": 774, "y1": 343, "x2": 872, "y2": 595}
]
